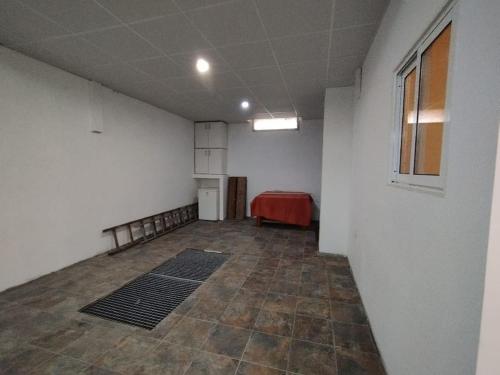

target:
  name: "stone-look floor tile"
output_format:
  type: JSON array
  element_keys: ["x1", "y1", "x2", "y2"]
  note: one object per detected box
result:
[
  {"x1": 197, "y1": 284, "x2": 239, "y2": 302},
  {"x1": 0, "y1": 220, "x2": 384, "y2": 373},
  {"x1": 254, "y1": 310, "x2": 293, "y2": 336},
  {"x1": 299, "y1": 282, "x2": 330, "y2": 299},
  {"x1": 81, "y1": 365, "x2": 121, "y2": 375},
  {"x1": 125, "y1": 342, "x2": 196, "y2": 375},
  {"x1": 326, "y1": 264, "x2": 352, "y2": 276},
  {"x1": 231, "y1": 288, "x2": 267, "y2": 306},
  {"x1": 331, "y1": 303, "x2": 367, "y2": 325},
  {"x1": 333, "y1": 323, "x2": 377, "y2": 353},
  {"x1": 242, "y1": 276, "x2": 270, "y2": 291},
  {"x1": 330, "y1": 288, "x2": 361, "y2": 304},
  {"x1": 148, "y1": 312, "x2": 183, "y2": 339},
  {"x1": 337, "y1": 349, "x2": 386, "y2": 375},
  {"x1": 164, "y1": 317, "x2": 215, "y2": 349},
  {"x1": 236, "y1": 361, "x2": 285, "y2": 374},
  {"x1": 30, "y1": 320, "x2": 92, "y2": 352},
  {"x1": 19, "y1": 288, "x2": 69, "y2": 310},
  {"x1": 93, "y1": 336, "x2": 160, "y2": 373},
  {"x1": 219, "y1": 302, "x2": 261, "y2": 329},
  {"x1": 186, "y1": 298, "x2": 228, "y2": 322},
  {"x1": 301, "y1": 270, "x2": 329, "y2": 284},
  {"x1": 248, "y1": 270, "x2": 275, "y2": 280},
  {"x1": 274, "y1": 269, "x2": 301, "y2": 283},
  {"x1": 34, "y1": 355, "x2": 89, "y2": 375},
  {"x1": 296, "y1": 297, "x2": 331, "y2": 319},
  {"x1": 268, "y1": 281, "x2": 299, "y2": 296},
  {"x1": 0, "y1": 345, "x2": 55, "y2": 373},
  {"x1": 288, "y1": 339, "x2": 337, "y2": 375},
  {"x1": 242, "y1": 332, "x2": 290, "y2": 370},
  {"x1": 293, "y1": 315, "x2": 333, "y2": 345},
  {"x1": 328, "y1": 275, "x2": 356, "y2": 290},
  {"x1": 62, "y1": 325, "x2": 130, "y2": 362},
  {"x1": 184, "y1": 351, "x2": 238, "y2": 375},
  {"x1": 203, "y1": 324, "x2": 251, "y2": 358},
  {"x1": 174, "y1": 295, "x2": 198, "y2": 315},
  {"x1": 262, "y1": 293, "x2": 297, "y2": 314}
]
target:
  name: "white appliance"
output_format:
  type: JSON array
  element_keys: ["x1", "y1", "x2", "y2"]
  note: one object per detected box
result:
[{"x1": 198, "y1": 188, "x2": 219, "y2": 221}]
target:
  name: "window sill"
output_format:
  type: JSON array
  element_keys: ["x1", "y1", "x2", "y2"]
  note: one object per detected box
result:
[{"x1": 388, "y1": 180, "x2": 446, "y2": 197}]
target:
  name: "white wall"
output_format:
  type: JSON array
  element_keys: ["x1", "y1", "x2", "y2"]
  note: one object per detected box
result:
[
  {"x1": 325, "y1": 0, "x2": 500, "y2": 374},
  {"x1": 227, "y1": 120, "x2": 323, "y2": 218},
  {"x1": 319, "y1": 87, "x2": 353, "y2": 254},
  {"x1": 0, "y1": 47, "x2": 197, "y2": 292},
  {"x1": 476, "y1": 117, "x2": 500, "y2": 375}
]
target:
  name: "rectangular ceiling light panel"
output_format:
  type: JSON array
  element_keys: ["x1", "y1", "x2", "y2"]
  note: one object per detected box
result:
[{"x1": 253, "y1": 117, "x2": 298, "y2": 131}]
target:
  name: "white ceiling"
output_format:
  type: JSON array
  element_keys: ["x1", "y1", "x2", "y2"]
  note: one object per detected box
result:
[{"x1": 0, "y1": 0, "x2": 388, "y2": 122}]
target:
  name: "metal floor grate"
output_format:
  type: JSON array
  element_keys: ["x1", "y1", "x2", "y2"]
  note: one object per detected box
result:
[
  {"x1": 150, "y1": 248, "x2": 229, "y2": 282},
  {"x1": 80, "y1": 249, "x2": 228, "y2": 329}
]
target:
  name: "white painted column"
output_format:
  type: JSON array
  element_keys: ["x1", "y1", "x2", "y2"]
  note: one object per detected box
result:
[
  {"x1": 475, "y1": 115, "x2": 500, "y2": 375},
  {"x1": 319, "y1": 87, "x2": 354, "y2": 255}
]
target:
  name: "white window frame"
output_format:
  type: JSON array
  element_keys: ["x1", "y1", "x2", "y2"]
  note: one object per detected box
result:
[{"x1": 390, "y1": 4, "x2": 456, "y2": 192}]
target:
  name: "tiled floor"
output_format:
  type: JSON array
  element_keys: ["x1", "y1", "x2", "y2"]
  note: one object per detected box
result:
[{"x1": 0, "y1": 220, "x2": 385, "y2": 374}]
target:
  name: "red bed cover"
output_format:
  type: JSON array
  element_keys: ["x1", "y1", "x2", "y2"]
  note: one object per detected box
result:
[{"x1": 251, "y1": 191, "x2": 313, "y2": 226}]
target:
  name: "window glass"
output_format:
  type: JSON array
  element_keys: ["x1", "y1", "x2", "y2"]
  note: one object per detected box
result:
[
  {"x1": 414, "y1": 23, "x2": 451, "y2": 175},
  {"x1": 399, "y1": 68, "x2": 417, "y2": 174}
]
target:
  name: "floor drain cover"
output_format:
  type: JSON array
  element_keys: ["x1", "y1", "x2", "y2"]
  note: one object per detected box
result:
[
  {"x1": 80, "y1": 248, "x2": 228, "y2": 329},
  {"x1": 150, "y1": 248, "x2": 229, "y2": 282}
]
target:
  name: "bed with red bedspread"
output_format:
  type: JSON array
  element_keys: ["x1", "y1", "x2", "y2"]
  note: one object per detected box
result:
[{"x1": 250, "y1": 191, "x2": 313, "y2": 227}]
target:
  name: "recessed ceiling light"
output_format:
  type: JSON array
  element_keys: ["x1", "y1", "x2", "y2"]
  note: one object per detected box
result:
[
  {"x1": 196, "y1": 58, "x2": 210, "y2": 73},
  {"x1": 241, "y1": 100, "x2": 250, "y2": 110}
]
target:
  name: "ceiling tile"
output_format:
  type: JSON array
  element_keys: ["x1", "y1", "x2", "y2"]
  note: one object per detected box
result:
[
  {"x1": 217, "y1": 40, "x2": 276, "y2": 70},
  {"x1": 0, "y1": 0, "x2": 67, "y2": 45},
  {"x1": 169, "y1": 49, "x2": 231, "y2": 74},
  {"x1": 215, "y1": 87, "x2": 257, "y2": 109},
  {"x1": 22, "y1": 0, "x2": 120, "y2": 33},
  {"x1": 187, "y1": 0, "x2": 266, "y2": 46},
  {"x1": 162, "y1": 76, "x2": 208, "y2": 92},
  {"x1": 39, "y1": 36, "x2": 114, "y2": 68},
  {"x1": 296, "y1": 105, "x2": 324, "y2": 120},
  {"x1": 328, "y1": 54, "x2": 364, "y2": 85},
  {"x1": 175, "y1": 0, "x2": 236, "y2": 11},
  {"x1": 271, "y1": 32, "x2": 329, "y2": 65},
  {"x1": 155, "y1": 93, "x2": 198, "y2": 114},
  {"x1": 183, "y1": 90, "x2": 222, "y2": 108},
  {"x1": 130, "y1": 56, "x2": 187, "y2": 79},
  {"x1": 250, "y1": 84, "x2": 292, "y2": 109},
  {"x1": 85, "y1": 63, "x2": 151, "y2": 88},
  {"x1": 254, "y1": 0, "x2": 332, "y2": 38},
  {"x1": 201, "y1": 71, "x2": 245, "y2": 91},
  {"x1": 113, "y1": 80, "x2": 176, "y2": 104},
  {"x1": 287, "y1": 79, "x2": 325, "y2": 105},
  {"x1": 237, "y1": 66, "x2": 283, "y2": 86},
  {"x1": 329, "y1": 23, "x2": 378, "y2": 58},
  {"x1": 281, "y1": 60, "x2": 327, "y2": 83},
  {"x1": 333, "y1": 0, "x2": 389, "y2": 29},
  {"x1": 97, "y1": 0, "x2": 179, "y2": 23},
  {"x1": 84, "y1": 26, "x2": 160, "y2": 61},
  {"x1": 131, "y1": 14, "x2": 210, "y2": 54}
]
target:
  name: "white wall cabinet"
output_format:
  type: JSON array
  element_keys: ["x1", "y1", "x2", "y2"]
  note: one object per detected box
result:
[
  {"x1": 195, "y1": 122, "x2": 227, "y2": 149},
  {"x1": 193, "y1": 121, "x2": 228, "y2": 220},
  {"x1": 195, "y1": 149, "x2": 227, "y2": 174},
  {"x1": 194, "y1": 149, "x2": 209, "y2": 174}
]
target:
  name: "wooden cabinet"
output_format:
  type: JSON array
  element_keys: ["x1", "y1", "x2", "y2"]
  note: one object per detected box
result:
[{"x1": 195, "y1": 122, "x2": 227, "y2": 149}]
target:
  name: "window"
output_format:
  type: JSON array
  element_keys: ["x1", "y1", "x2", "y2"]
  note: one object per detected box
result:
[
  {"x1": 253, "y1": 117, "x2": 298, "y2": 131},
  {"x1": 391, "y1": 9, "x2": 453, "y2": 190}
]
